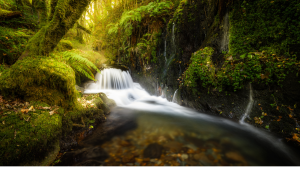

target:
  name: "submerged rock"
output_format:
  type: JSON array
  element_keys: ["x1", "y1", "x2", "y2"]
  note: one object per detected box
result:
[{"x1": 143, "y1": 143, "x2": 164, "y2": 159}]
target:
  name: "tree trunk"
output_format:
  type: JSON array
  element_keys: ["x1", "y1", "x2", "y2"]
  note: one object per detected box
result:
[
  {"x1": 49, "y1": 0, "x2": 58, "y2": 21},
  {"x1": 19, "y1": 0, "x2": 92, "y2": 60},
  {"x1": 33, "y1": 0, "x2": 48, "y2": 28}
]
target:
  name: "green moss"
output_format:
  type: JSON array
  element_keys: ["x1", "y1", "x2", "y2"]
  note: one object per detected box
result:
[
  {"x1": 229, "y1": 0, "x2": 300, "y2": 57},
  {"x1": 86, "y1": 95, "x2": 93, "y2": 100},
  {"x1": 0, "y1": 26, "x2": 34, "y2": 65},
  {"x1": 0, "y1": 56, "x2": 78, "y2": 110},
  {"x1": 93, "y1": 97, "x2": 109, "y2": 114},
  {"x1": 54, "y1": 39, "x2": 73, "y2": 52},
  {"x1": 0, "y1": 0, "x2": 17, "y2": 10},
  {"x1": 183, "y1": 47, "x2": 300, "y2": 94},
  {"x1": 62, "y1": 104, "x2": 105, "y2": 135},
  {"x1": 0, "y1": 101, "x2": 63, "y2": 166}
]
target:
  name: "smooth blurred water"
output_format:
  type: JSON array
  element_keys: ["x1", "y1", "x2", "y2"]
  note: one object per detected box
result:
[{"x1": 77, "y1": 68, "x2": 300, "y2": 166}]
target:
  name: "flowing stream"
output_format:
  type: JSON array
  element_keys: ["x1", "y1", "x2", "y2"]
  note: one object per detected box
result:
[{"x1": 61, "y1": 68, "x2": 300, "y2": 166}]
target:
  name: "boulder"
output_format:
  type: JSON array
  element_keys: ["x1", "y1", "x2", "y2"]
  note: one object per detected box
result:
[{"x1": 0, "y1": 56, "x2": 78, "y2": 110}]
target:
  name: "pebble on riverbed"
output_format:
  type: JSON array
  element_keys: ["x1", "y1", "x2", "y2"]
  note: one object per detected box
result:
[{"x1": 100, "y1": 125, "x2": 249, "y2": 166}]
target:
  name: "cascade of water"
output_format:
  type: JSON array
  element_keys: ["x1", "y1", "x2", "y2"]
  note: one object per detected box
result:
[
  {"x1": 84, "y1": 68, "x2": 134, "y2": 90},
  {"x1": 164, "y1": 39, "x2": 167, "y2": 62},
  {"x1": 221, "y1": 12, "x2": 230, "y2": 52},
  {"x1": 172, "y1": 89, "x2": 178, "y2": 103},
  {"x1": 240, "y1": 83, "x2": 254, "y2": 124},
  {"x1": 172, "y1": 22, "x2": 175, "y2": 45}
]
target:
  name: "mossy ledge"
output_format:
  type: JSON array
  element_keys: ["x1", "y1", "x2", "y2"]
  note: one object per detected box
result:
[{"x1": 0, "y1": 56, "x2": 78, "y2": 110}]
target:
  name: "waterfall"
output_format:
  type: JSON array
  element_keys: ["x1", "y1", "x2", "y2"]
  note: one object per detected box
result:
[
  {"x1": 172, "y1": 22, "x2": 175, "y2": 45},
  {"x1": 220, "y1": 12, "x2": 230, "y2": 52},
  {"x1": 164, "y1": 39, "x2": 167, "y2": 62},
  {"x1": 172, "y1": 89, "x2": 178, "y2": 103},
  {"x1": 84, "y1": 68, "x2": 133, "y2": 90},
  {"x1": 84, "y1": 68, "x2": 150, "y2": 106},
  {"x1": 240, "y1": 83, "x2": 254, "y2": 124}
]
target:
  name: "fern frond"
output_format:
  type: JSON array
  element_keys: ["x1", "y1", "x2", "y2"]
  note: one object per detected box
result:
[{"x1": 62, "y1": 51, "x2": 100, "y2": 82}]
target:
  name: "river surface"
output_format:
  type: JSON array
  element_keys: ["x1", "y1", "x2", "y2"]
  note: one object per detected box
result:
[{"x1": 58, "y1": 68, "x2": 300, "y2": 166}]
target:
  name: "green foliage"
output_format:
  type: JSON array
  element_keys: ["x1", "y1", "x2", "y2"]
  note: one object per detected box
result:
[
  {"x1": 0, "y1": 26, "x2": 34, "y2": 65},
  {"x1": 183, "y1": 47, "x2": 300, "y2": 94},
  {"x1": 229, "y1": 0, "x2": 300, "y2": 56},
  {"x1": 104, "y1": 1, "x2": 173, "y2": 64},
  {"x1": 183, "y1": 47, "x2": 215, "y2": 94},
  {"x1": 0, "y1": 0, "x2": 17, "y2": 10},
  {"x1": 0, "y1": 64, "x2": 5, "y2": 73},
  {"x1": 168, "y1": 0, "x2": 187, "y2": 30},
  {"x1": 54, "y1": 51, "x2": 100, "y2": 82}
]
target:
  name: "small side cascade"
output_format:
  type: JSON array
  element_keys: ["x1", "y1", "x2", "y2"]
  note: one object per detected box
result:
[
  {"x1": 84, "y1": 68, "x2": 134, "y2": 90},
  {"x1": 172, "y1": 22, "x2": 175, "y2": 45},
  {"x1": 220, "y1": 12, "x2": 230, "y2": 52},
  {"x1": 240, "y1": 83, "x2": 254, "y2": 124},
  {"x1": 172, "y1": 89, "x2": 178, "y2": 103},
  {"x1": 164, "y1": 39, "x2": 167, "y2": 62}
]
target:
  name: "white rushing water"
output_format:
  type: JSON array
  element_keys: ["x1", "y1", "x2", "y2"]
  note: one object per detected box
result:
[
  {"x1": 172, "y1": 89, "x2": 178, "y2": 103},
  {"x1": 172, "y1": 22, "x2": 175, "y2": 45},
  {"x1": 240, "y1": 83, "x2": 254, "y2": 124}
]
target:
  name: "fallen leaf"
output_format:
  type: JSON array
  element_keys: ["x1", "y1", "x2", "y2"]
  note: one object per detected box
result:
[
  {"x1": 49, "y1": 107, "x2": 59, "y2": 116},
  {"x1": 41, "y1": 107, "x2": 51, "y2": 110},
  {"x1": 49, "y1": 110, "x2": 55, "y2": 116},
  {"x1": 28, "y1": 106, "x2": 35, "y2": 112},
  {"x1": 21, "y1": 109, "x2": 29, "y2": 114},
  {"x1": 2, "y1": 121, "x2": 4, "y2": 125}
]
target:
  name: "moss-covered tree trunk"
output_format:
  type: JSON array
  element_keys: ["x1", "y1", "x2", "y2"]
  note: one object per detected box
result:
[{"x1": 19, "y1": 0, "x2": 91, "y2": 60}]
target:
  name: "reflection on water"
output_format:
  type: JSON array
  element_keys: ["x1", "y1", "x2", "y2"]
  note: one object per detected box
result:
[{"x1": 61, "y1": 68, "x2": 300, "y2": 166}]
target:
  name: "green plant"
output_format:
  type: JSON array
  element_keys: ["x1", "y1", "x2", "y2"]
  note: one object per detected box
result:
[
  {"x1": 229, "y1": 0, "x2": 300, "y2": 57},
  {"x1": 60, "y1": 51, "x2": 100, "y2": 82},
  {"x1": 182, "y1": 47, "x2": 300, "y2": 94}
]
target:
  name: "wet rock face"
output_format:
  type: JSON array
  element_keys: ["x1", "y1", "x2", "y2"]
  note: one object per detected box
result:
[
  {"x1": 143, "y1": 143, "x2": 164, "y2": 159},
  {"x1": 127, "y1": 0, "x2": 300, "y2": 148}
]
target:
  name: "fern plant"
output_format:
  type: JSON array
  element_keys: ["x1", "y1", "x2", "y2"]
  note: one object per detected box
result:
[{"x1": 62, "y1": 51, "x2": 100, "y2": 83}]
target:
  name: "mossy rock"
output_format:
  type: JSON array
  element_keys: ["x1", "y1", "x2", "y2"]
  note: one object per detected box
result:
[
  {"x1": 99, "y1": 92, "x2": 116, "y2": 108},
  {"x1": 54, "y1": 40, "x2": 73, "y2": 52},
  {"x1": 0, "y1": 101, "x2": 63, "y2": 166},
  {"x1": 62, "y1": 105, "x2": 105, "y2": 134},
  {"x1": 93, "y1": 97, "x2": 110, "y2": 114},
  {"x1": 0, "y1": 56, "x2": 78, "y2": 110}
]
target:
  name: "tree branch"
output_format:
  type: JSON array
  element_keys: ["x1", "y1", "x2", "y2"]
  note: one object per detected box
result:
[
  {"x1": 77, "y1": 22, "x2": 91, "y2": 34},
  {"x1": 0, "y1": 10, "x2": 22, "y2": 20}
]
